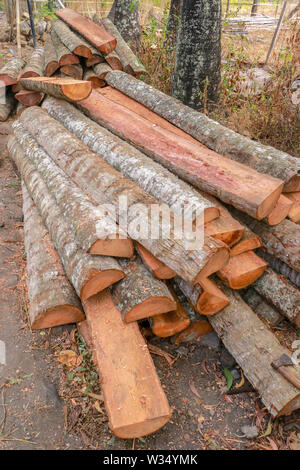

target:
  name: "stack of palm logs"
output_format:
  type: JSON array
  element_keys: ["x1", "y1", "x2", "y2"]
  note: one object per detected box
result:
[{"x1": 5, "y1": 8, "x2": 300, "y2": 439}]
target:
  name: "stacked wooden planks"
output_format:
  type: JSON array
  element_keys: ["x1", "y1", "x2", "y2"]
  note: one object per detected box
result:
[{"x1": 5, "y1": 8, "x2": 300, "y2": 438}]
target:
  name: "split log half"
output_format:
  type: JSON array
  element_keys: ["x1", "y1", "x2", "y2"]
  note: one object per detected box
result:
[
  {"x1": 151, "y1": 283, "x2": 190, "y2": 338},
  {"x1": 8, "y1": 136, "x2": 125, "y2": 300},
  {"x1": 53, "y1": 19, "x2": 92, "y2": 58},
  {"x1": 112, "y1": 257, "x2": 176, "y2": 323},
  {"x1": 253, "y1": 267, "x2": 300, "y2": 327},
  {"x1": 135, "y1": 242, "x2": 176, "y2": 280},
  {"x1": 93, "y1": 62, "x2": 112, "y2": 80},
  {"x1": 43, "y1": 96, "x2": 219, "y2": 224},
  {"x1": 20, "y1": 76, "x2": 92, "y2": 102},
  {"x1": 83, "y1": 290, "x2": 171, "y2": 438},
  {"x1": 266, "y1": 194, "x2": 293, "y2": 226},
  {"x1": 0, "y1": 57, "x2": 25, "y2": 85},
  {"x1": 13, "y1": 121, "x2": 133, "y2": 258},
  {"x1": 45, "y1": 40, "x2": 59, "y2": 77},
  {"x1": 105, "y1": 71, "x2": 300, "y2": 192},
  {"x1": 83, "y1": 69, "x2": 105, "y2": 89},
  {"x1": 77, "y1": 90, "x2": 284, "y2": 220},
  {"x1": 174, "y1": 321, "x2": 213, "y2": 344},
  {"x1": 20, "y1": 106, "x2": 229, "y2": 285},
  {"x1": 284, "y1": 192, "x2": 300, "y2": 223},
  {"x1": 20, "y1": 47, "x2": 45, "y2": 78},
  {"x1": 56, "y1": 8, "x2": 117, "y2": 54},
  {"x1": 241, "y1": 288, "x2": 282, "y2": 325},
  {"x1": 257, "y1": 249, "x2": 300, "y2": 289},
  {"x1": 22, "y1": 183, "x2": 84, "y2": 329},
  {"x1": 0, "y1": 90, "x2": 15, "y2": 121},
  {"x1": 61, "y1": 64, "x2": 83, "y2": 80},
  {"x1": 209, "y1": 283, "x2": 300, "y2": 417},
  {"x1": 100, "y1": 17, "x2": 147, "y2": 77},
  {"x1": 51, "y1": 30, "x2": 80, "y2": 66},
  {"x1": 15, "y1": 89, "x2": 44, "y2": 107},
  {"x1": 229, "y1": 208, "x2": 300, "y2": 273},
  {"x1": 218, "y1": 251, "x2": 268, "y2": 290},
  {"x1": 230, "y1": 226, "x2": 261, "y2": 256}
]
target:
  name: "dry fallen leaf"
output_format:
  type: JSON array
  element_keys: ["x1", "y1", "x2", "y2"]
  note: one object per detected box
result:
[{"x1": 58, "y1": 350, "x2": 80, "y2": 369}]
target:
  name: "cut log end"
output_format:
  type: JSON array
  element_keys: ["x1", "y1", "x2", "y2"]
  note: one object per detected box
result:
[
  {"x1": 88, "y1": 238, "x2": 134, "y2": 258},
  {"x1": 151, "y1": 310, "x2": 190, "y2": 338},
  {"x1": 59, "y1": 55, "x2": 80, "y2": 66},
  {"x1": 257, "y1": 184, "x2": 284, "y2": 220},
  {"x1": 194, "y1": 246, "x2": 230, "y2": 284},
  {"x1": 267, "y1": 194, "x2": 293, "y2": 226},
  {"x1": 218, "y1": 251, "x2": 268, "y2": 290},
  {"x1": 136, "y1": 242, "x2": 176, "y2": 280},
  {"x1": 15, "y1": 90, "x2": 43, "y2": 107},
  {"x1": 204, "y1": 207, "x2": 221, "y2": 224},
  {"x1": 20, "y1": 71, "x2": 40, "y2": 79},
  {"x1": 45, "y1": 62, "x2": 60, "y2": 77},
  {"x1": 124, "y1": 296, "x2": 176, "y2": 323},
  {"x1": 74, "y1": 45, "x2": 92, "y2": 58},
  {"x1": 32, "y1": 304, "x2": 84, "y2": 330},
  {"x1": 80, "y1": 269, "x2": 125, "y2": 300},
  {"x1": 283, "y1": 175, "x2": 300, "y2": 193},
  {"x1": 197, "y1": 278, "x2": 230, "y2": 315},
  {"x1": 86, "y1": 76, "x2": 106, "y2": 89}
]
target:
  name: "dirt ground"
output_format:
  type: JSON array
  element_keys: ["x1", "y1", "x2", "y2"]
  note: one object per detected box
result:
[{"x1": 0, "y1": 14, "x2": 300, "y2": 452}]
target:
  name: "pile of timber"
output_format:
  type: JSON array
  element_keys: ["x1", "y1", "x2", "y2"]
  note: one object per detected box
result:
[{"x1": 5, "y1": 8, "x2": 300, "y2": 439}]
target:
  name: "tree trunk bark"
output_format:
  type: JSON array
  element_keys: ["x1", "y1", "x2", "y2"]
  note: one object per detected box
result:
[
  {"x1": 53, "y1": 20, "x2": 93, "y2": 59},
  {"x1": 45, "y1": 40, "x2": 59, "y2": 77},
  {"x1": 252, "y1": 268, "x2": 300, "y2": 327},
  {"x1": 217, "y1": 251, "x2": 268, "y2": 290},
  {"x1": 0, "y1": 91, "x2": 15, "y2": 121},
  {"x1": 43, "y1": 95, "x2": 219, "y2": 225},
  {"x1": 251, "y1": 0, "x2": 259, "y2": 16},
  {"x1": 209, "y1": 283, "x2": 300, "y2": 417},
  {"x1": 20, "y1": 76, "x2": 92, "y2": 102},
  {"x1": 257, "y1": 249, "x2": 300, "y2": 289},
  {"x1": 108, "y1": 0, "x2": 117, "y2": 22},
  {"x1": 105, "y1": 71, "x2": 300, "y2": 192},
  {"x1": 230, "y1": 226, "x2": 261, "y2": 256},
  {"x1": 83, "y1": 290, "x2": 171, "y2": 438},
  {"x1": 8, "y1": 136, "x2": 125, "y2": 300},
  {"x1": 20, "y1": 105, "x2": 229, "y2": 286},
  {"x1": 113, "y1": 0, "x2": 140, "y2": 51},
  {"x1": 13, "y1": 121, "x2": 133, "y2": 258},
  {"x1": 51, "y1": 30, "x2": 80, "y2": 66},
  {"x1": 166, "y1": 0, "x2": 180, "y2": 43},
  {"x1": 241, "y1": 288, "x2": 282, "y2": 325},
  {"x1": 172, "y1": 0, "x2": 221, "y2": 108},
  {"x1": 112, "y1": 257, "x2": 176, "y2": 323},
  {"x1": 0, "y1": 57, "x2": 25, "y2": 85},
  {"x1": 22, "y1": 182, "x2": 84, "y2": 330},
  {"x1": 20, "y1": 46, "x2": 45, "y2": 78},
  {"x1": 76, "y1": 89, "x2": 283, "y2": 221},
  {"x1": 56, "y1": 7, "x2": 117, "y2": 54}
]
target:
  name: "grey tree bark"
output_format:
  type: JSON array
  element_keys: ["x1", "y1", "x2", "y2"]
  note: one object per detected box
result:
[
  {"x1": 251, "y1": 0, "x2": 259, "y2": 16},
  {"x1": 113, "y1": 0, "x2": 140, "y2": 51},
  {"x1": 172, "y1": 0, "x2": 221, "y2": 108},
  {"x1": 108, "y1": 0, "x2": 117, "y2": 22},
  {"x1": 166, "y1": 0, "x2": 180, "y2": 43}
]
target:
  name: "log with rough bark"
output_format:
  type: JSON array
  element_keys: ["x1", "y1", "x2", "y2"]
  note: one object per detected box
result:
[
  {"x1": 45, "y1": 40, "x2": 59, "y2": 77},
  {"x1": 22, "y1": 183, "x2": 84, "y2": 329},
  {"x1": 151, "y1": 284, "x2": 190, "y2": 337},
  {"x1": 20, "y1": 106, "x2": 229, "y2": 285},
  {"x1": 43, "y1": 96, "x2": 219, "y2": 225},
  {"x1": 93, "y1": 62, "x2": 112, "y2": 80},
  {"x1": 99, "y1": 17, "x2": 147, "y2": 77},
  {"x1": 218, "y1": 251, "x2": 268, "y2": 290},
  {"x1": 229, "y1": 208, "x2": 300, "y2": 273},
  {"x1": 53, "y1": 19, "x2": 93, "y2": 59},
  {"x1": 266, "y1": 194, "x2": 293, "y2": 225},
  {"x1": 13, "y1": 121, "x2": 133, "y2": 258},
  {"x1": 0, "y1": 90, "x2": 15, "y2": 121},
  {"x1": 61, "y1": 64, "x2": 83, "y2": 80},
  {"x1": 0, "y1": 57, "x2": 25, "y2": 85},
  {"x1": 51, "y1": 30, "x2": 80, "y2": 66},
  {"x1": 174, "y1": 321, "x2": 213, "y2": 344},
  {"x1": 20, "y1": 76, "x2": 92, "y2": 102},
  {"x1": 112, "y1": 0, "x2": 140, "y2": 51},
  {"x1": 8, "y1": 136, "x2": 125, "y2": 300},
  {"x1": 284, "y1": 192, "x2": 300, "y2": 223},
  {"x1": 174, "y1": 276, "x2": 230, "y2": 316},
  {"x1": 106, "y1": 71, "x2": 300, "y2": 192},
  {"x1": 209, "y1": 283, "x2": 300, "y2": 417},
  {"x1": 15, "y1": 89, "x2": 44, "y2": 107},
  {"x1": 257, "y1": 249, "x2": 300, "y2": 289},
  {"x1": 83, "y1": 290, "x2": 171, "y2": 438},
  {"x1": 135, "y1": 242, "x2": 176, "y2": 280},
  {"x1": 252, "y1": 268, "x2": 300, "y2": 327},
  {"x1": 230, "y1": 226, "x2": 261, "y2": 256},
  {"x1": 112, "y1": 257, "x2": 176, "y2": 323},
  {"x1": 83, "y1": 69, "x2": 105, "y2": 89},
  {"x1": 56, "y1": 8, "x2": 116, "y2": 54},
  {"x1": 241, "y1": 288, "x2": 282, "y2": 325},
  {"x1": 20, "y1": 47, "x2": 45, "y2": 78},
  {"x1": 76, "y1": 89, "x2": 284, "y2": 220}
]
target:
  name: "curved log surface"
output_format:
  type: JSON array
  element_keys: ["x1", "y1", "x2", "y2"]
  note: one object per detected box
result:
[
  {"x1": 0, "y1": 57, "x2": 25, "y2": 85},
  {"x1": 21, "y1": 47, "x2": 45, "y2": 78},
  {"x1": 218, "y1": 251, "x2": 268, "y2": 290},
  {"x1": 20, "y1": 76, "x2": 92, "y2": 102}
]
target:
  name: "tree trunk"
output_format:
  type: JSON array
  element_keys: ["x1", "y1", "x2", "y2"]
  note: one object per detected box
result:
[
  {"x1": 45, "y1": 40, "x2": 59, "y2": 77},
  {"x1": 166, "y1": 0, "x2": 180, "y2": 43},
  {"x1": 172, "y1": 0, "x2": 221, "y2": 108},
  {"x1": 20, "y1": 76, "x2": 92, "y2": 102},
  {"x1": 13, "y1": 121, "x2": 133, "y2": 258},
  {"x1": 76, "y1": 89, "x2": 283, "y2": 221},
  {"x1": 0, "y1": 57, "x2": 25, "y2": 85},
  {"x1": 51, "y1": 30, "x2": 80, "y2": 66},
  {"x1": 257, "y1": 249, "x2": 300, "y2": 289},
  {"x1": 113, "y1": 0, "x2": 140, "y2": 51},
  {"x1": 209, "y1": 283, "x2": 300, "y2": 417},
  {"x1": 22, "y1": 183, "x2": 84, "y2": 330},
  {"x1": 43, "y1": 95, "x2": 219, "y2": 225},
  {"x1": 53, "y1": 20, "x2": 93, "y2": 58},
  {"x1": 105, "y1": 71, "x2": 300, "y2": 192},
  {"x1": 112, "y1": 257, "x2": 176, "y2": 323},
  {"x1": 135, "y1": 242, "x2": 176, "y2": 280},
  {"x1": 61, "y1": 64, "x2": 83, "y2": 80},
  {"x1": 56, "y1": 7, "x2": 117, "y2": 54},
  {"x1": 287, "y1": 1, "x2": 300, "y2": 19},
  {"x1": 251, "y1": 0, "x2": 259, "y2": 16},
  {"x1": 108, "y1": 0, "x2": 117, "y2": 22},
  {"x1": 83, "y1": 290, "x2": 171, "y2": 438},
  {"x1": 4, "y1": 0, "x2": 14, "y2": 24},
  {"x1": 0, "y1": 90, "x2": 15, "y2": 121},
  {"x1": 99, "y1": 17, "x2": 146, "y2": 77},
  {"x1": 230, "y1": 226, "x2": 261, "y2": 257},
  {"x1": 20, "y1": 105, "x2": 229, "y2": 286},
  {"x1": 8, "y1": 136, "x2": 125, "y2": 300},
  {"x1": 217, "y1": 251, "x2": 268, "y2": 290},
  {"x1": 20, "y1": 46, "x2": 45, "y2": 78},
  {"x1": 241, "y1": 288, "x2": 282, "y2": 325},
  {"x1": 253, "y1": 268, "x2": 300, "y2": 327}
]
